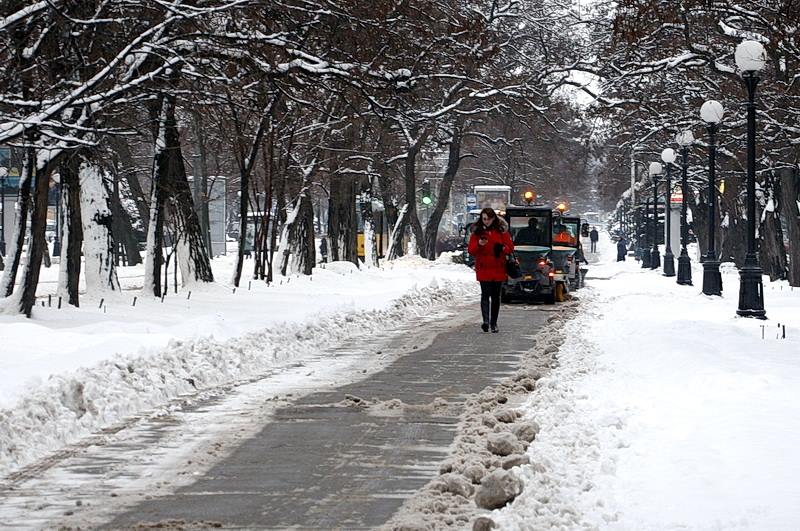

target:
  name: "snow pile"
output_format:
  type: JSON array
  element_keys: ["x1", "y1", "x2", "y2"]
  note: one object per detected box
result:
[
  {"x1": 0, "y1": 255, "x2": 475, "y2": 409},
  {"x1": 492, "y1": 294, "x2": 621, "y2": 529},
  {"x1": 383, "y1": 305, "x2": 571, "y2": 530},
  {"x1": 0, "y1": 260, "x2": 477, "y2": 478}
]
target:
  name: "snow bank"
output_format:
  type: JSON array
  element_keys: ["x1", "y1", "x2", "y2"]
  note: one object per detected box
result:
[
  {"x1": 0, "y1": 278, "x2": 474, "y2": 477},
  {"x1": 494, "y1": 233, "x2": 800, "y2": 530}
]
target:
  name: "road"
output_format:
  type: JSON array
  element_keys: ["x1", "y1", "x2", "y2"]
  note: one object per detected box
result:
[{"x1": 1, "y1": 302, "x2": 550, "y2": 530}]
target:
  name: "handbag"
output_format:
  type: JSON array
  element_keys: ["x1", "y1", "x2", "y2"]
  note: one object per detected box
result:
[{"x1": 505, "y1": 253, "x2": 522, "y2": 279}]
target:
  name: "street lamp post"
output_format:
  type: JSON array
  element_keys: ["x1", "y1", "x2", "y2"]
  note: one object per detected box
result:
[
  {"x1": 649, "y1": 161, "x2": 663, "y2": 270},
  {"x1": 700, "y1": 100, "x2": 724, "y2": 296},
  {"x1": 675, "y1": 130, "x2": 694, "y2": 285},
  {"x1": 661, "y1": 149, "x2": 677, "y2": 277},
  {"x1": 52, "y1": 174, "x2": 61, "y2": 257},
  {"x1": 735, "y1": 40, "x2": 767, "y2": 319},
  {"x1": 640, "y1": 198, "x2": 651, "y2": 268},
  {"x1": 622, "y1": 199, "x2": 629, "y2": 238},
  {"x1": 0, "y1": 169, "x2": 6, "y2": 256}
]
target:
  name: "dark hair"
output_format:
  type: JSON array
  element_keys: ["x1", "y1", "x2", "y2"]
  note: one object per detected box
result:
[{"x1": 475, "y1": 207, "x2": 500, "y2": 234}]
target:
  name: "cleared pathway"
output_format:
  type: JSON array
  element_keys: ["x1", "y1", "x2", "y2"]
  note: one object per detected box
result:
[{"x1": 107, "y1": 304, "x2": 547, "y2": 530}]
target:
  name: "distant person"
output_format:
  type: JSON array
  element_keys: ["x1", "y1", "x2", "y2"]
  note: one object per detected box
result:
[
  {"x1": 616, "y1": 237, "x2": 627, "y2": 261},
  {"x1": 589, "y1": 226, "x2": 599, "y2": 252},
  {"x1": 319, "y1": 237, "x2": 328, "y2": 263},
  {"x1": 514, "y1": 217, "x2": 544, "y2": 245},
  {"x1": 468, "y1": 207, "x2": 514, "y2": 333}
]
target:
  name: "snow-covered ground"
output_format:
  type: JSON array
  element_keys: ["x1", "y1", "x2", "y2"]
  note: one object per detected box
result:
[
  {"x1": 0, "y1": 252, "x2": 475, "y2": 477},
  {"x1": 5, "y1": 235, "x2": 800, "y2": 530},
  {"x1": 497, "y1": 235, "x2": 800, "y2": 530}
]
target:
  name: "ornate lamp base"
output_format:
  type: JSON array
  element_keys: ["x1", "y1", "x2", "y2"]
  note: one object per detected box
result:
[
  {"x1": 702, "y1": 260, "x2": 722, "y2": 296},
  {"x1": 737, "y1": 263, "x2": 766, "y2": 319},
  {"x1": 663, "y1": 250, "x2": 675, "y2": 277},
  {"x1": 676, "y1": 252, "x2": 692, "y2": 285},
  {"x1": 650, "y1": 248, "x2": 661, "y2": 270}
]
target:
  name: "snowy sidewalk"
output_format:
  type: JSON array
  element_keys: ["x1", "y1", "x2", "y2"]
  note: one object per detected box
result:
[
  {"x1": 496, "y1": 235, "x2": 800, "y2": 530},
  {"x1": 0, "y1": 254, "x2": 475, "y2": 478}
]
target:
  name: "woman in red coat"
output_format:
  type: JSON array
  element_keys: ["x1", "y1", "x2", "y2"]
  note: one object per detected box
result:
[{"x1": 468, "y1": 207, "x2": 514, "y2": 333}]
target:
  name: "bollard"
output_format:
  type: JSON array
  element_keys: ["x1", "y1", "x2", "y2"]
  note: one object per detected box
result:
[
  {"x1": 58, "y1": 296, "x2": 62, "y2": 309},
  {"x1": 48, "y1": 294, "x2": 52, "y2": 307},
  {"x1": 132, "y1": 296, "x2": 137, "y2": 307},
  {"x1": 98, "y1": 298, "x2": 105, "y2": 309},
  {"x1": 248, "y1": 281, "x2": 252, "y2": 291},
  {"x1": 187, "y1": 291, "x2": 192, "y2": 300}
]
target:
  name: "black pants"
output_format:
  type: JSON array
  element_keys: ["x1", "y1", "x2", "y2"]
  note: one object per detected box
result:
[
  {"x1": 590, "y1": 240, "x2": 597, "y2": 252},
  {"x1": 479, "y1": 281, "x2": 502, "y2": 326}
]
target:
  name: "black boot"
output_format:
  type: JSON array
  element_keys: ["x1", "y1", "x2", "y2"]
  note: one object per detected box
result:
[{"x1": 480, "y1": 295, "x2": 490, "y2": 332}]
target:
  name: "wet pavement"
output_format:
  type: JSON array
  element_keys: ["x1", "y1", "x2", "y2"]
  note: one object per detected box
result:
[
  {"x1": 105, "y1": 304, "x2": 547, "y2": 529},
  {"x1": 0, "y1": 303, "x2": 549, "y2": 530}
]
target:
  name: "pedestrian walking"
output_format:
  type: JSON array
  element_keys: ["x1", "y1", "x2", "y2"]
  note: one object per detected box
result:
[
  {"x1": 589, "y1": 226, "x2": 599, "y2": 253},
  {"x1": 616, "y1": 237, "x2": 627, "y2": 261},
  {"x1": 319, "y1": 237, "x2": 328, "y2": 263},
  {"x1": 468, "y1": 207, "x2": 514, "y2": 333}
]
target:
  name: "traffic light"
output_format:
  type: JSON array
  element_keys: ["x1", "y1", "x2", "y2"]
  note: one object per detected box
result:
[{"x1": 421, "y1": 180, "x2": 432, "y2": 205}]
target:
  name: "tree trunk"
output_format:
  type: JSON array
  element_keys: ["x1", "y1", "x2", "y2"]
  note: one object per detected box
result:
[
  {"x1": 157, "y1": 96, "x2": 213, "y2": 287},
  {"x1": 328, "y1": 174, "x2": 358, "y2": 264},
  {"x1": 0, "y1": 146, "x2": 34, "y2": 298},
  {"x1": 278, "y1": 195, "x2": 303, "y2": 276},
  {"x1": 691, "y1": 189, "x2": 722, "y2": 261},
  {"x1": 18, "y1": 154, "x2": 57, "y2": 317},
  {"x1": 233, "y1": 162, "x2": 252, "y2": 287},
  {"x1": 290, "y1": 192, "x2": 316, "y2": 275},
  {"x1": 758, "y1": 172, "x2": 787, "y2": 281},
  {"x1": 268, "y1": 156, "x2": 287, "y2": 283},
  {"x1": 779, "y1": 167, "x2": 800, "y2": 286},
  {"x1": 279, "y1": 161, "x2": 316, "y2": 276},
  {"x1": 376, "y1": 161, "x2": 401, "y2": 257},
  {"x1": 719, "y1": 212, "x2": 747, "y2": 265},
  {"x1": 109, "y1": 170, "x2": 143, "y2": 266},
  {"x1": 256, "y1": 132, "x2": 275, "y2": 280},
  {"x1": 191, "y1": 111, "x2": 212, "y2": 254},
  {"x1": 404, "y1": 143, "x2": 425, "y2": 255},
  {"x1": 57, "y1": 156, "x2": 83, "y2": 307},
  {"x1": 232, "y1": 104, "x2": 274, "y2": 286},
  {"x1": 422, "y1": 120, "x2": 463, "y2": 259},
  {"x1": 80, "y1": 162, "x2": 121, "y2": 293},
  {"x1": 143, "y1": 99, "x2": 169, "y2": 297},
  {"x1": 718, "y1": 174, "x2": 746, "y2": 266},
  {"x1": 359, "y1": 177, "x2": 379, "y2": 268},
  {"x1": 109, "y1": 136, "x2": 149, "y2": 230},
  {"x1": 387, "y1": 203, "x2": 409, "y2": 260}
]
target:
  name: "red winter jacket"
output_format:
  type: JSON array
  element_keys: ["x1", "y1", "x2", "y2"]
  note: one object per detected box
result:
[{"x1": 468, "y1": 222, "x2": 514, "y2": 282}]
